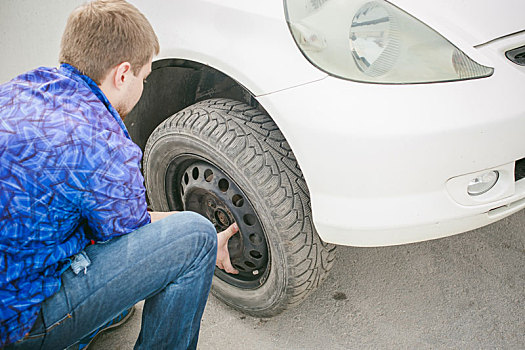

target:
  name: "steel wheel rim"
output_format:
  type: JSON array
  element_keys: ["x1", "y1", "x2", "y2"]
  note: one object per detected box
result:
[{"x1": 167, "y1": 158, "x2": 270, "y2": 289}]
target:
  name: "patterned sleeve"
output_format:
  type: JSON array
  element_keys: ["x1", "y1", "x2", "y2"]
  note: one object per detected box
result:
[{"x1": 78, "y1": 130, "x2": 151, "y2": 242}]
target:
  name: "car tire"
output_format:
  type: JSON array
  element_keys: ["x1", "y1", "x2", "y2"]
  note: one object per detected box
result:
[{"x1": 143, "y1": 98, "x2": 336, "y2": 317}]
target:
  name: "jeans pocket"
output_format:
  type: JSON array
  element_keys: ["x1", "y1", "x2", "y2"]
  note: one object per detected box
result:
[
  {"x1": 8, "y1": 311, "x2": 46, "y2": 349},
  {"x1": 40, "y1": 282, "x2": 74, "y2": 337},
  {"x1": 21, "y1": 311, "x2": 46, "y2": 340},
  {"x1": 9, "y1": 311, "x2": 73, "y2": 350}
]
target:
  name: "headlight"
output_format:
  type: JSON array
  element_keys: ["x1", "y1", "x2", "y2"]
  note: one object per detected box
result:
[{"x1": 284, "y1": 0, "x2": 493, "y2": 84}]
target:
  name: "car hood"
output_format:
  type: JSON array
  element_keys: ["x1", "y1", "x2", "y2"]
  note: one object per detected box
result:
[{"x1": 390, "y1": 0, "x2": 525, "y2": 46}]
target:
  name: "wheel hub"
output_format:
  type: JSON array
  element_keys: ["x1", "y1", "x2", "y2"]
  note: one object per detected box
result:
[{"x1": 215, "y1": 208, "x2": 231, "y2": 227}]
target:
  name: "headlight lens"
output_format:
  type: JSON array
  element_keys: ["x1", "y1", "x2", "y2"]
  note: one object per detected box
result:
[
  {"x1": 284, "y1": 0, "x2": 493, "y2": 83},
  {"x1": 349, "y1": 2, "x2": 400, "y2": 77}
]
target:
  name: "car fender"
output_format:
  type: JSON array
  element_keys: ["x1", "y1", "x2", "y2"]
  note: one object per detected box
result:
[{"x1": 130, "y1": 0, "x2": 326, "y2": 96}]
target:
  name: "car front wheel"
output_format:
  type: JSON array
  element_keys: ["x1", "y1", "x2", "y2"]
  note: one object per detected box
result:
[{"x1": 143, "y1": 98, "x2": 336, "y2": 317}]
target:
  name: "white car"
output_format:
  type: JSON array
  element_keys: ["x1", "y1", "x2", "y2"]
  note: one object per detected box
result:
[{"x1": 3, "y1": 0, "x2": 525, "y2": 317}]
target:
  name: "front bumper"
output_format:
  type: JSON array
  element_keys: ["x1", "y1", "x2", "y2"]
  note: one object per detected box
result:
[{"x1": 258, "y1": 32, "x2": 525, "y2": 247}]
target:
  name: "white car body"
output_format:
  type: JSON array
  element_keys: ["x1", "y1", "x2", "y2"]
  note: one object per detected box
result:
[
  {"x1": 130, "y1": 0, "x2": 525, "y2": 246},
  {"x1": 2, "y1": 0, "x2": 525, "y2": 247}
]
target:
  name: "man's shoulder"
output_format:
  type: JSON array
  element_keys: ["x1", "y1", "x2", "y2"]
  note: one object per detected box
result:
[
  {"x1": 0, "y1": 65, "x2": 140, "y2": 160},
  {"x1": 1, "y1": 66, "x2": 65, "y2": 93},
  {"x1": 1, "y1": 66, "x2": 88, "y2": 113},
  {"x1": 1, "y1": 66, "x2": 114, "y2": 133}
]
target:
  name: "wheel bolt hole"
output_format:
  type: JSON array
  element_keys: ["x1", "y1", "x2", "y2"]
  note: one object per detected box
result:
[
  {"x1": 249, "y1": 250, "x2": 262, "y2": 259},
  {"x1": 243, "y1": 214, "x2": 256, "y2": 226},
  {"x1": 184, "y1": 173, "x2": 189, "y2": 185},
  {"x1": 204, "y1": 169, "x2": 213, "y2": 182},
  {"x1": 218, "y1": 178, "x2": 229, "y2": 192},
  {"x1": 192, "y1": 167, "x2": 199, "y2": 180},
  {"x1": 249, "y1": 233, "x2": 262, "y2": 244},
  {"x1": 232, "y1": 194, "x2": 244, "y2": 207},
  {"x1": 245, "y1": 261, "x2": 256, "y2": 269}
]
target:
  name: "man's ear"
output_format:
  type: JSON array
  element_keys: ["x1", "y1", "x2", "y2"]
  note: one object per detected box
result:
[
  {"x1": 112, "y1": 61, "x2": 132, "y2": 89},
  {"x1": 98, "y1": 61, "x2": 134, "y2": 108}
]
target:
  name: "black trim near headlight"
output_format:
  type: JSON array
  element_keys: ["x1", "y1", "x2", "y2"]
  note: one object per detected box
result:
[{"x1": 505, "y1": 45, "x2": 525, "y2": 66}]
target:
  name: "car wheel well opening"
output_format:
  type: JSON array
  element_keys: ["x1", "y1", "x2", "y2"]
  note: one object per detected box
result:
[{"x1": 125, "y1": 59, "x2": 265, "y2": 152}]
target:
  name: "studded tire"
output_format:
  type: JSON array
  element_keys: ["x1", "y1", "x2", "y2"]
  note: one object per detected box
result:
[{"x1": 143, "y1": 98, "x2": 336, "y2": 317}]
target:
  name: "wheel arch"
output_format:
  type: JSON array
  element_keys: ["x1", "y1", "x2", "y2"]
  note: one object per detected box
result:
[{"x1": 126, "y1": 58, "x2": 272, "y2": 152}]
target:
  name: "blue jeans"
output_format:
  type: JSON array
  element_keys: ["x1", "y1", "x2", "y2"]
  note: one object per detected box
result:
[{"x1": 7, "y1": 211, "x2": 218, "y2": 350}]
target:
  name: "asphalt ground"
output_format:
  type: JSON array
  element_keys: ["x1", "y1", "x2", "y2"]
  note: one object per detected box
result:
[{"x1": 91, "y1": 210, "x2": 525, "y2": 349}]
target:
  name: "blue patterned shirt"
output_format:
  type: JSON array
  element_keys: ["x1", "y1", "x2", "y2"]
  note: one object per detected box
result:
[{"x1": 0, "y1": 64, "x2": 151, "y2": 346}]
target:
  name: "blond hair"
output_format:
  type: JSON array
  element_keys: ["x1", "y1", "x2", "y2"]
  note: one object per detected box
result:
[{"x1": 59, "y1": 0, "x2": 159, "y2": 84}]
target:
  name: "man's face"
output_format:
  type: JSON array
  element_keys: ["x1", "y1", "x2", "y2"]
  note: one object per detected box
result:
[{"x1": 117, "y1": 58, "x2": 152, "y2": 119}]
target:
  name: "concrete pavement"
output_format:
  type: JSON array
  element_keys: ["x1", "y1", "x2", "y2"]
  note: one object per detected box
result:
[{"x1": 92, "y1": 210, "x2": 525, "y2": 349}]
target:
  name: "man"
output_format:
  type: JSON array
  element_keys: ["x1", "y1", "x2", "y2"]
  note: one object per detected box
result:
[{"x1": 0, "y1": 1, "x2": 238, "y2": 349}]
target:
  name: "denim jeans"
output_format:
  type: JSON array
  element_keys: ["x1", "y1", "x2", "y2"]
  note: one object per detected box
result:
[{"x1": 7, "y1": 211, "x2": 218, "y2": 350}]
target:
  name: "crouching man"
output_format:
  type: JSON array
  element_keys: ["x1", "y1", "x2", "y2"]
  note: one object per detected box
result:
[{"x1": 0, "y1": 1, "x2": 238, "y2": 349}]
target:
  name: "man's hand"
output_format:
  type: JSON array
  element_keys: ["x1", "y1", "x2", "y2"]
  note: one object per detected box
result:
[{"x1": 216, "y1": 223, "x2": 239, "y2": 274}]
